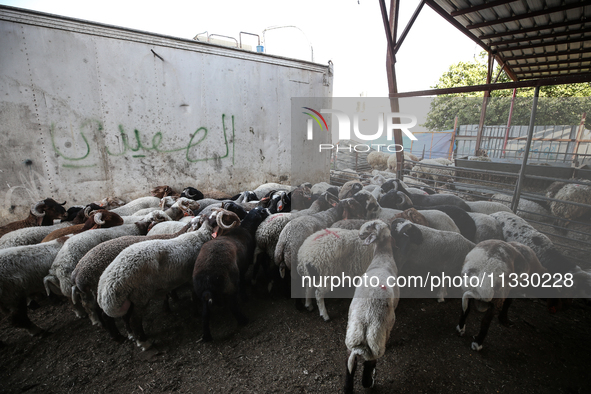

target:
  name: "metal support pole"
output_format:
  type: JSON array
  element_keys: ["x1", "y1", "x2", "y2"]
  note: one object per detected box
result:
[
  {"x1": 475, "y1": 52, "x2": 494, "y2": 154},
  {"x1": 511, "y1": 86, "x2": 540, "y2": 212},
  {"x1": 502, "y1": 88, "x2": 517, "y2": 157}
]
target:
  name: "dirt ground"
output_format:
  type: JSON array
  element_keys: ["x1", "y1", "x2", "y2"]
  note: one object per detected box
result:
[{"x1": 1, "y1": 284, "x2": 590, "y2": 394}]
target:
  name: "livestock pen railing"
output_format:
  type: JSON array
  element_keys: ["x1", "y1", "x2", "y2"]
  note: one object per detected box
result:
[
  {"x1": 405, "y1": 159, "x2": 591, "y2": 268},
  {"x1": 455, "y1": 124, "x2": 591, "y2": 166}
]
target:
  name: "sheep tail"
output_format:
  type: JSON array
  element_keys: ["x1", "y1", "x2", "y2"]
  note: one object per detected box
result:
[
  {"x1": 202, "y1": 290, "x2": 213, "y2": 307},
  {"x1": 347, "y1": 350, "x2": 359, "y2": 374},
  {"x1": 43, "y1": 275, "x2": 59, "y2": 296},
  {"x1": 462, "y1": 290, "x2": 476, "y2": 312}
]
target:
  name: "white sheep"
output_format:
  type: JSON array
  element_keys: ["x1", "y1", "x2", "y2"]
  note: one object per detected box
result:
[
  {"x1": 71, "y1": 223, "x2": 191, "y2": 341},
  {"x1": 0, "y1": 222, "x2": 72, "y2": 249},
  {"x1": 147, "y1": 221, "x2": 189, "y2": 236},
  {"x1": 390, "y1": 218, "x2": 475, "y2": 301},
  {"x1": 546, "y1": 181, "x2": 591, "y2": 224},
  {"x1": 456, "y1": 240, "x2": 548, "y2": 351},
  {"x1": 297, "y1": 226, "x2": 374, "y2": 321},
  {"x1": 96, "y1": 212, "x2": 228, "y2": 350},
  {"x1": 491, "y1": 194, "x2": 551, "y2": 222},
  {"x1": 465, "y1": 201, "x2": 513, "y2": 215},
  {"x1": 43, "y1": 210, "x2": 171, "y2": 320},
  {"x1": 386, "y1": 151, "x2": 418, "y2": 172},
  {"x1": 253, "y1": 182, "x2": 294, "y2": 199},
  {"x1": 367, "y1": 151, "x2": 389, "y2": 171},
  {"x1": 410, "y1": 158, "x2": 455, "y2": 187},
  {"x1": 468, "y1": 212, "x2": 504, "y2": 243},
  {"x1": 0, "y1": 239, "x2": 67, "y2": 338},
  {"x1": 251, "y1": 192, "x2": 338, "y2": 289},
  {"x1": 344, "y1": 219, "x2": 399, "y2": 393},
  {"x1": 109, "y1": 196, "x2": 162, "y2": 216}
]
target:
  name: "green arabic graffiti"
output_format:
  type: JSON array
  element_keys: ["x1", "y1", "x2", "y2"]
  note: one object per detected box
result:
[{"x1": 50, "y1": 115, "x2": 235, "y2": 167}]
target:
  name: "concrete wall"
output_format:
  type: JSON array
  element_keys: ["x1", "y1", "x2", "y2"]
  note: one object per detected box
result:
[{"x1": 0, "y1": 6, "x2": 332, "y2": 225}]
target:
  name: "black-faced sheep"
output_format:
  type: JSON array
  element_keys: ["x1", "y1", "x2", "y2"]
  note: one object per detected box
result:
[
  {"x1": 0, "y1": 199, "x2": 68, "y2": 239},
  {"x1": 456, "y1": 240, "x2": 548, "y2": 351},
  {"x1": 193, "y1": 207, "x2": 270, "y2": 342},
  {"x1": 390, "y1": 218, "x2": 475, "y2": 301},
  {"x1": 344, "y1": 219, "x2": 399, "y2": 393}
]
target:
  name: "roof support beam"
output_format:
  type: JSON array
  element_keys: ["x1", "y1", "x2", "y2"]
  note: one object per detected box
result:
[
  {"x1": 467, "y1": 1, "x2": 591, "y2": 30},
  {"x1": 495, "y1": 35, "x2": 591, "y2": 52},
  {"x1": 488, "y1": 26, "x2": 591, "y2": 47},
  {"x1": 394, "y1": 0, "x2": 425, "y2": 55},
  {"x1": 479, "y1": 20, "x2": 590, "y2": 40},
  {"x1": 504, "y1": 46, "x2": 591, "y2": 61},
  {"x1": 513, "y1": 58, "x2": 591, "y2": 69},
  {"x1": 389, "y1": 72, "x2": 591, "y2": 97},
  {"x1": 451, "y1": 0, "x2": 519, "y2": 16}
]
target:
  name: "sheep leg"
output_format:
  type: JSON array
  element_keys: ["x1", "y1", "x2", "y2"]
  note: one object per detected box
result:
[
  {"x1": 456, "y1": 300, "x2": 471, "y2": 336},
  {"x1": 11, "y1": 297, "x2": 47, "y2": 337},
  {"x1": 201, "y1": 297, "x2": 213, "y2": 342},
  {"x1": 498, "y1": 298, "x2": 513, "y2": 327},
  {"x1": 344, "y1": 353, "x2": 357, "y2": 394},
  {"x1": 472, "y1": 303, "x2": 495, "y2": 351},
  {"x1": 99, "y1": 311, "x2": 125, "y2": 343},
  {"x1": 126, "y1": 303, "x2": 152, "y2": 350},
  {"x1": 361, "y1": 359, "x2": 377, "y2": 389},
  {"x1": 71, "y1": 300, "x2": 88, "y2": 319},
  {"x1": 304, "y1": 285, "x2": 315, "y2": 312},
  {"x1": 230, "y1": 294, "x2": 249, "y2": 326},
  {"x1": 315, "y1": 289, "x2": 330, "y2": 321}
]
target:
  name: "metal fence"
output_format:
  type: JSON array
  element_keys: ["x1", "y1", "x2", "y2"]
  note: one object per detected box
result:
[
  {"x1": 405, "y1": 159, "x2": 591, "y2": 267},
  {"x1": 455, "y1": 124, "x2": 591, "y2": 165}
]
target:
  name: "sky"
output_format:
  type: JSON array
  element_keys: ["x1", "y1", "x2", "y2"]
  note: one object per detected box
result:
[{"x1": 0, "y1": 0, "x2": 483, "y2": 97}]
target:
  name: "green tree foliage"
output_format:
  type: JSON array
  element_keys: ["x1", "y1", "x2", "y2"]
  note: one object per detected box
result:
[{"x1": 423, "y1": 52, "x2": 591, "y2": 131}]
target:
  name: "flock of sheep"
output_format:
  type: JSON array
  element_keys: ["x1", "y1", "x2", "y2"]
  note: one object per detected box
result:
[{"x1": 1, "y1": 173, "x2": 590, "y2": 393}]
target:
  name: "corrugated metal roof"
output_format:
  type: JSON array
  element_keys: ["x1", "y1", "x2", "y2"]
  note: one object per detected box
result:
[{"x1": 431, "y1": 0, "x2": 591, "y2": 81}]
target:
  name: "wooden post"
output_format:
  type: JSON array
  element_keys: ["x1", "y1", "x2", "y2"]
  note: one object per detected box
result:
[
  {"x1": 572, "y1": 112, "x2": 586, "y2": 164},
  {"x1": 502, "y1": 88, "x2": 517, "y2": 157},
  {"x1": 429, "y1": 131, "x2": 435, "y2": 158},
  {"x1": 381, "y1": 0, "x2": 404, "y2": 179},
  {"x1": 448, "y1": 116, "x2": 458, "y2": 160}
]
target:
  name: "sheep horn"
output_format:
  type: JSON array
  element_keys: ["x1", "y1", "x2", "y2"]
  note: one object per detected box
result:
[
  {"x1": 159, "y1": 198, "x2": 166, "y2": 209},
  {"x1": 94, "y1": 212, "x2": 105, "y2": 225},
  {"x1": 60, "y1": 201, "x2": 67, "y2": 205},
  {"x1": 217, "y1": 211, "x2": 240, "y2": 230},
  {"x1": 31, "y1": 201, "x2": 46, "y2": 217},
  {"x1": 84, "y1": 206, "x2": 93, "y2": 218},
  {"x1": 185, "y1": 188, "x2": 196, "y2": 198},
  {"x1": 397, "y1": 191, "x2": 413, "y2": 208}
]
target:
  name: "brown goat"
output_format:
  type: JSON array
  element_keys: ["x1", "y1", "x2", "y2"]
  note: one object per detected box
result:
[
  {"x1": 95, "y1": 197, "x2": 127, "y2": 210},
  {"x1": 394, "y1": 208, "x2": 429, "y2": 227},
  {"x1": 41, "y1": 210, "x2": 124, "y2": 243},
  {"x1": 151, "y1": 185, "x2": 180, "y2": 199},
  {"x1": 0, "y1": 199, "x2": 67, "y2": 239}
]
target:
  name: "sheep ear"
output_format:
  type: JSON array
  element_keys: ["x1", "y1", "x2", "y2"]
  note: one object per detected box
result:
[
  {"x1": 407, "y1": 225, "x2": 423, "y2": 244},
  {"x1": 397, "y1": 234, "x2": 412, "y2": 255},
  {"x1": 363, "y1": 232, "x2": 377, "y2": 245}
]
